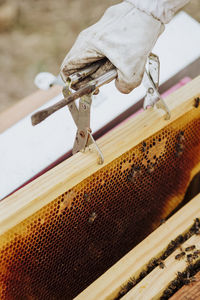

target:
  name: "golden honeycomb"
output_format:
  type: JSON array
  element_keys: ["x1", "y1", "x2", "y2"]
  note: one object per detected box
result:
[{"x1": 1, "y1": 106, "x2": 200, "y2": 299}]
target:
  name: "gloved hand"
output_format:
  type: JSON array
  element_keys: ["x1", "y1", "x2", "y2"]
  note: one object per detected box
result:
[{"x1": 60, "y1": 0, "x2": 188, "y2": 94}]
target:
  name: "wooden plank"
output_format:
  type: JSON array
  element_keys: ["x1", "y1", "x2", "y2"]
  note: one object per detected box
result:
[
  {"x1": 170, "y1": 271, "x2": 200, "y2": 300},
  {"x1": 122, "y1": 225, "x2": 200, "y2": 299},
  {"x1": 0, "y1": 85, "x2": 62, "y2": 133},
  {"x1": 75, "y1": 193, "x2": 200, "y2": 300},
  {"x1": 0, "y1": 76, "x2": 199, "y2": 238}
]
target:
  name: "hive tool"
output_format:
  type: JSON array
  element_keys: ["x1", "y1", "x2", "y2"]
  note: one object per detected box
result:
[{"x1": 32, "y1": 53, "x2": 171, "y2": 165}]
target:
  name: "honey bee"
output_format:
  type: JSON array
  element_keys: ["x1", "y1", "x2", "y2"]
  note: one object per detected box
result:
[
  {"x1": 185, "y1": 245, "x2": 196, "y2": 252},
  {"x1": 178, "y1": 131, "x2": 185, "y2": 143},
  {"x1": 119, "y1": 285, "x2": 128, "y2": 296},
  {"x1": 176, "y1": 271, "x2": 184, "y2": 281},
  {"x1": 175, "y1": 144, "x2": 184, "y2": 157},
  {"x1": 147, "y1": 163, "x2": 155, "y2": 174},
  {"x1": 147, "y1": 258, "x2": 158, "y2": 271},
  {"x1": 84, "y1": 193, "x2": 91, "y2": 202},
  {"x1": 139, "y1": 270, "x2": 147, "y2": 280},
  {"x1": 194, "y1": 218, "x2": 200, "y2": 234},
  {"x1": 184, "y1": 271, "x2": 196, "y2": 285},
  {"x1": 186, "y1": 254, "x2": 193, "y2": 263},
  {"x1": 119, "y1": 278, "x2": 136, "y2": 297},
  {"x1": 88, "y1": 212, "x2": 97, "y2": 224},
  {"x1": 141, "y1": 141, "x2": 147, "y2": 153},
  {"x1": 158, "y1": 261, "x2": 165, "y2": 269},
  {"x1": 194, "y1": 97, "x2": 200, "y2": 108},
  {"x1": 194, "y1": 250, "x2": 200, "y2": 256},
  {"x1": 127, "y1": 277, "x2": 136, "y2": 289},
  {"x1": 127, "y1": 165, "x2": 141, "y2": 182},
  {"x1": 184, "y1": 277, "x2": 196, "y2": 285},
  {"x1": 160, "y1": 219, "x2": 166, "y2": 225},
  {"x1": 175, "y1": 252, "x2": 185, "y2": 260}
]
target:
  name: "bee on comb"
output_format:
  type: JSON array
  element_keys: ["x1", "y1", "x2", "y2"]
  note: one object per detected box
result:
[
  {"x1": 147, "y1": 162, "x2": 155, "y2": 174},
  {"x1": 185, "y1": 245, "x2": 196, "y2": 252},
  {"x1": 158, "y1": 261, "x2": 165, "y2": 269},
  {"x1": 175, "y1": 252, "x2": 185, "y2": 260},
  {"x1": 194, "y1": 97, "x2": 200, "y2": 108},
  {"x1": 186, "y1": 254, "x2": 193, "y2": 264},
  {"x1": 84, "y1": 193, "x2": 91, "y2": 202},
  {"x1": 141, "y1": 141, "x2": 147, "y2": 153},
  {"x1": 177, "y1": 131, "x2": 185, "y2": 143},
  {"x1": 88, "y1": 212, "x2": 97, "y2": 224},
  {"x1": 127, "y1": 165, "x2": 141, "y2": 182}
]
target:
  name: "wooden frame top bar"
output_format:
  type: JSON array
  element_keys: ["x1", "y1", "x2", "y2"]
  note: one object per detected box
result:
[
  {"x1": 0, "y1": 76, "x2": 199, "y2": 237},
  {"x1": 76, "y1": 193, "x2": 200, "y2": 300}
]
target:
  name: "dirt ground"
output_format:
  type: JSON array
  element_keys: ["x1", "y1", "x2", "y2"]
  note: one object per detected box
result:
[{"x1": 0, "y1": 0, "x2": 199, "y2": 113}]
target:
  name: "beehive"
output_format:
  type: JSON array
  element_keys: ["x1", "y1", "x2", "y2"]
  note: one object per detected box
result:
[
  {"x1": 0, "y1": 77, "x2": 200, "y2": 299},
  {"x1": 170, "y1": 270, "x2": 200, "y2": 299},
  {"x1": 78, "y1": 194, "x2": 200, "y2": 300}
]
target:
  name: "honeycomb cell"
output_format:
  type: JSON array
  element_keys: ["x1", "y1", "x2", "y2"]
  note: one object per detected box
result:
[{"x1": 1, "y1": 108, "x2": 200, "y2": 299}]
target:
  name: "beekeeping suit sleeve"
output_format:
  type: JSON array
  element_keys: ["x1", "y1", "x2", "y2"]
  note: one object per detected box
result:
[
  {"x1": 61, "y1": 0, "x2": 189, "y2": 94},
  {"x1": 127, "y1": 0, "x2": 190, "y2": 24}
]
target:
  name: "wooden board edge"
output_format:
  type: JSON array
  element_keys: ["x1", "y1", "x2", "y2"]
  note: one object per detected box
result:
[
  {"x1": 123, "y1": 234, "x2": 200, "y2": 299},
  {"x1": 0, "y1": 76, "x2": 199, "y2": 236},
  {"x1": 170, "y1": 271, "x2": 200, "y2": 300},
  {"x1": 75, "y1": 193, "x2": 200, "y2": 300}
]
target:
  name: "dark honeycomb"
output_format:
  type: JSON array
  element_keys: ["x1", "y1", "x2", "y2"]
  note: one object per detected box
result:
[{"x1": 1, "y1": 107, "x2": 200, "y2": 300}]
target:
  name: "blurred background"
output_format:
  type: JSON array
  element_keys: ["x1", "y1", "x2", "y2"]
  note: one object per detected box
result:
[{"x1": 0, "y1": 0, "x2": 199, "y2": 113}]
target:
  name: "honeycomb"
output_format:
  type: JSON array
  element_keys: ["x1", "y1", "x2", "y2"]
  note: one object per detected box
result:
[{"x1": 1, "y1": 106, "x2": 200, "y2": 300}]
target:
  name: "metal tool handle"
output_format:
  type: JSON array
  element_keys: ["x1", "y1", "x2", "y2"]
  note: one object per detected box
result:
[
  {"x1": 31, "y1": 53, "x2": 171, "y2": 126},
  {"x1": 90, "y1": 68, "x2": 117, "y2": 88},
  {"x1": 66, "y1": 60, "x2": 104, "y2": 87},
  {"x1": 68, "y1": 59, "x2": 116, "y2": 89},
  {"x1": 31, "y1": 84, "x2": 96, "y2": 126},
  {"x1": 31, "y1": 68, "x2": 117, "y2": 126}
]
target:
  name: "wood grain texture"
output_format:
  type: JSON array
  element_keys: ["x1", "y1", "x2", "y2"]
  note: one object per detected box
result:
[
  {"x1": 0, "y1": 76, "x2": 199, "y2": 237},
  {"x1": 170, "y1": 271, "x2": 200, "y2": 300},
  {"x1": 122, "y1": 229, "x2": 200, "y2": 300},
  {"x1": 75, "y1": 193, "x2": 200, "y2": 300},
  {"x1": 0, "y1": 85, "x2": 62, "y2": 133}
]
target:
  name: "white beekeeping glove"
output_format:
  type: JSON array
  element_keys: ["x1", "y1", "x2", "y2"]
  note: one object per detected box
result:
[
  {"x1": 61, "y1": 0, "x2": 189, "y2": 94},
  {"x1": 128, "y1": 0, "x2": 190, "y2": 24}
]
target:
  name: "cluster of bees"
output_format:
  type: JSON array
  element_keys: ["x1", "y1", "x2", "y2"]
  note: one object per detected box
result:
[
  {"x1": 116, "y1": 219, "x2": 200, "y2": 300},
  {"x1": 161, "y1": 219, "x2": 200, "y2": 299},
  {"x1": 175, "y1": 245, "x2": 200, "y2": 263},
  {"x1": 174, "y1": 244, "x2": 200, "y2": 285},
  {"x1": 161, "y1": 255, "x2": 200, "y2": 299},
  {"x1": 117, "y1": 277, "x2": 137, "y2": 299}
]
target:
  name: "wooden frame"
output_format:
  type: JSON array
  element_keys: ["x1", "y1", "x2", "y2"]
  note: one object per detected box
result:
[
  {"x1": 0, "y1": 76, "x2": 200, "y2": 237},
  {"x1": 0, "y1": 76, "x2": 200, "y2": 300},
  {"x1": 75, "y1": 193, "x2": 200, "y2": 300},
  {"x1": 170, "y1": 271, "x2": 200, "y2": 299},
  {"x1": 1, "y1": 57, "x2": 199, "y2": 136}
]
